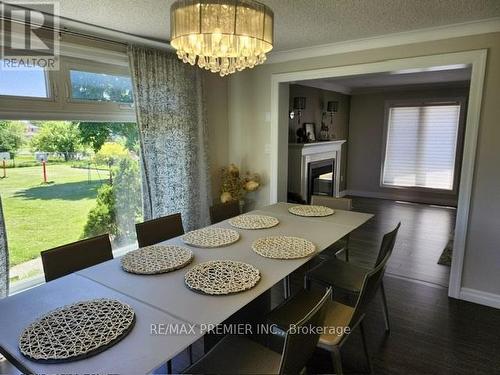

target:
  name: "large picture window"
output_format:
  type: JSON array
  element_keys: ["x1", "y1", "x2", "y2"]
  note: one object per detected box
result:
[
  {"x1": 381, "y1": 103, "x2": 461, "y2": 191},
  {"x1": 0, "y1": 120, "x2": 143, "y2": 289}
]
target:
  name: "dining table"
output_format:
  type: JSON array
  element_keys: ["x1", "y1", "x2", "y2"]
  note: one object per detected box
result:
[{"x1": 0, "y1": 202, "x2": 373, "y2": 374}]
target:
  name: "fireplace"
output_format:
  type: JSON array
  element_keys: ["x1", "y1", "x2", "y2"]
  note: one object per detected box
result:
[
  {"x1": 307, "y1": 159, "x2": 334, "y2": 203},
  {"x1": 287, "y1": 140, "x2": 346, "y2": 203}
]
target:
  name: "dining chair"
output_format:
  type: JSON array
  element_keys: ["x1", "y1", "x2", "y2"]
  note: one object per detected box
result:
[
  {"x1": 41, "y1": 234, "x2": 113, "y2": 282},
  {"x1": 184, "y1": 288, "x2": 332, "y2": 374},
  {"x1": 135, "y1": 213, "x2": 184, "y2": 248},
  {"x1": 311, "y1": 195, "x2": 352, "y2": 211},
  {"x1": 311, "y1": 195, "x2": 353, "y2": 262},
  {"x1": 306, "y1": 223, "x2": 400, "y2": 333},
  {"x1": 268, "y1": 250, "x2": 392, "y2": 375},
  {"x1": 209, "y1": 201, "x2": 240, "y2": 224}
]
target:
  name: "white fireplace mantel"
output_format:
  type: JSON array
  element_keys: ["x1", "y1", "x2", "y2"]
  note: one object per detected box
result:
[{"x1": 288, "y1": 140, "x2": 346, "y2": 202}]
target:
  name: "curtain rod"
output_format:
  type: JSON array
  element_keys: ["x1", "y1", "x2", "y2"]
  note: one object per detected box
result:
[{"x1": 0, "y1": 1, "x2": 173, "y2": 50}]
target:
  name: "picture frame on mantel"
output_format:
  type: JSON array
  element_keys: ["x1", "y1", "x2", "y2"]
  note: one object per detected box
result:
[{"x1": 303, "y1": 123, "x2": 316, "y2": 142}]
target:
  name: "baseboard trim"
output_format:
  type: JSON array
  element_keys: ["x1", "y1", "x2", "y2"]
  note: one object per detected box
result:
[
  {"x1": 460, "y1": 288, "x2": 500, "y2": 309},
  {"x1": 345, "y1": 189, "x2": 457, "y2": 207}
]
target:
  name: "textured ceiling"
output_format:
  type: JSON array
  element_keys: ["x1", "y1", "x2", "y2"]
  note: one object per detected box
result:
[{"x1": 23, "y1": 0, "x2": 500, "y2": 51}]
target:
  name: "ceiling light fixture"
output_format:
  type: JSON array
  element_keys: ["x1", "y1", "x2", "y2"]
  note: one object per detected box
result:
[{"x1": 170, "y1": 0, "x2": 274, "y2": 77}]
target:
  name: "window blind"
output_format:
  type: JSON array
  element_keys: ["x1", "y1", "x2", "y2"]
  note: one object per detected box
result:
[{"x1": 382, "y1": 104, "x2": 461, "y2": 190}]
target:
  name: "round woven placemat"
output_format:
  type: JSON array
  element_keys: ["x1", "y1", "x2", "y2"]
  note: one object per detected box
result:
[
  {"x1": 288, "y1": 205, "x2": 335, "y2": 217},
  {"x1": 184, "y1": 260, "x2": 260, "y2": 295},
  {"x1": 181, "y1": 227, "x2": 240, "y2": 248},
  {"x1": 19, "y1": 299, "x2": 135, "y2": 363},
  {"x1": 121, "y1": 245, "x2": 193, "y2": 275},
  {"x1": 228, "y1": 214, "x2": 279, "y2": 230},
  {"x1": 252, "y1": 236, "x2": 316, "y2": 259}
]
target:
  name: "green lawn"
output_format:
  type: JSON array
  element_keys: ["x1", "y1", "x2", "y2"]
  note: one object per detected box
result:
[{"x1": 0, "y1": 164, "x2": 109, "y2": 267}]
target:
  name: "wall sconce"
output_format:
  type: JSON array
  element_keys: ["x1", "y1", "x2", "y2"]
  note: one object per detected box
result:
[{"x1": 290, "y1": 97, "x2": 306, "y2": 123}]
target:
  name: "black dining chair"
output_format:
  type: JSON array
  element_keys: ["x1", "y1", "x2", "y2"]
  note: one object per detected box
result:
[
  {"x1": 41, "y1": 234, "x2": 113, "y2": 282},
  {"x1": 209, "y1": 201, "x2": 240, "y2": 224},
  {"x1": 267, "y1": 247, "x2": 393, "y2": 374},
  {"x1": 135, "y1": 213, "x2": 184, "y2": 248},
  {"x1": 184, "y1": 288, "x2": 332, "y2": 374},
  {"x1": 306, "y1": 223, "x2": 401, "y2": 333}
]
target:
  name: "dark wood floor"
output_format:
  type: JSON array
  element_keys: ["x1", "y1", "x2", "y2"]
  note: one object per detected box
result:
[
  {"x1": 309, "y1": 275, "x2": 500, "y2": 374},
  {"x1": 156, "y1": 197, "x2": 500, "y2": 374},
  {"x1": 347, "y1": 197, "x2": 456, "y2": 287}
]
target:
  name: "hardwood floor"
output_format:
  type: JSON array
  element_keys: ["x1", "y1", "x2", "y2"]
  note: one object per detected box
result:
[
  {"x1": 309, "y1": 275, "x2": 500, "y2": 374},
  {"x1": 347, "y1": 197, "x2": 456, "y2": 287},
  {"x1": 161, "y1": 198, "x2": 500, "y2": 374}
]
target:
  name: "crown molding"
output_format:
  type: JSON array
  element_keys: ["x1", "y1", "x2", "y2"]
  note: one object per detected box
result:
[{"x1": 267, "y1": 17, "x2": 500, "y2": 64}]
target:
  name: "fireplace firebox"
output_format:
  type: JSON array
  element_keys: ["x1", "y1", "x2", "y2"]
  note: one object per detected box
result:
[{"x1": 307, "y1": 159, "x2": 334, "y2": 203}]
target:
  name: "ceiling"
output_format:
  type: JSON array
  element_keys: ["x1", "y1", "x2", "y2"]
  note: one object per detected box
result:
[
  {"x1": 19, "y1": 0, "x2": 500, "y2": 52},
  {"x1": 296, "y1": 66, "x2": 472, "y2": 94}
]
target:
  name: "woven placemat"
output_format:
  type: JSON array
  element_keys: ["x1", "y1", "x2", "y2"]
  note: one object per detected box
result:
[
  {"x1": 121, "y1": 245, "x2": 193, "y2": 275},
  {"x1": 19, "y1": 299, "x2": 135, "y2": 363},
  {"x1": 184, "y1": 260, "x2": 260, "y2": 295},
  {"x1": 252, "y1": 236, "x2": 316, "y2": 259},
  {"x1": 181, "y1": 227, "x2": 240, "y2": 248},
  {"x1": 288, "y1": 205, "x2": 335, "y2": 217},
  {"x1": 228, "y1": 214, "x2": 279, "y2": 230}
]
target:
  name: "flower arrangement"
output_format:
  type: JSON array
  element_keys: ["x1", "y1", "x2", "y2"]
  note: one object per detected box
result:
[{"x1": 220, "y1": 163, "x2": 261, "y2": 203}]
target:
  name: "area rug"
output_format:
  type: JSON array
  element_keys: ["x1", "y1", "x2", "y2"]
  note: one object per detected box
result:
[{"x1": 438, "y1": 239, "x2": 453, "y2": 266}]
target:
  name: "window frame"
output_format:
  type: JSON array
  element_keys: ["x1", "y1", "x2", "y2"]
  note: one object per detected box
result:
[
  {"x1": 380, "y1": 97, "x2": 466, "y2": 193},
  {"x1": 0, "y1": 57, "x2": 135, "y2": 122}
]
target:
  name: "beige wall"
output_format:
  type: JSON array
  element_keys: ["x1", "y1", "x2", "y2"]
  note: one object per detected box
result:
[
  {"x1": 203, "y1": 73, "x2": 229, "y2": 204},
  {"x1": 227, "y1": 32, "x2": 500, "y2": 297},
  {"x1": 289, "y1": 84, "x2": 350, "y2": 191},
  {"x1": 348, "y1": 85, "x2": 469, "y2": 206}
]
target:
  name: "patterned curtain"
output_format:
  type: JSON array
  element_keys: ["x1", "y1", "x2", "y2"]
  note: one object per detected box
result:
[
  {"x1": 0, "y1": 196, "x2": 9, "y2": 298},
  {"x1": 128, "y1": 45, "x2": 211, "y2": 231}
]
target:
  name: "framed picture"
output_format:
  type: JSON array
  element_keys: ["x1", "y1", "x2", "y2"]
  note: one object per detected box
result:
[{"x1": 303, "y1": 123, "x2": 316, "y2": 142}]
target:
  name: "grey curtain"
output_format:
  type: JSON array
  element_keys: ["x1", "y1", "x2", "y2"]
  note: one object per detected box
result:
[
  {"x1": 128, "y1": 45, "x2": 211, "y2": 231},
  {"x1": 0, "y1": 196, "x2": 9, "y2": 298}
]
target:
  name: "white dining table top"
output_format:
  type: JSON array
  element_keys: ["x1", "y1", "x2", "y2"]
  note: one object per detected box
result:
[
  {"x1": 0, "y1": 274, "x2": 202, "y2": 374},
  {"x1": 0, "y1": 202, "x2": 373, "y2": 374}
]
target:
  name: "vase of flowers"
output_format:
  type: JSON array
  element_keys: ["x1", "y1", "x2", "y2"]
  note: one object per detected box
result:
[{"x1": 219, "y1": 164, "x2": 261, "y2": 212}]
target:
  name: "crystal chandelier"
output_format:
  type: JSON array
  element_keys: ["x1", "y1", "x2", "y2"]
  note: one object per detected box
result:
[{"x1": 170, "y1": 0, "x2": 274, "y2": 77}]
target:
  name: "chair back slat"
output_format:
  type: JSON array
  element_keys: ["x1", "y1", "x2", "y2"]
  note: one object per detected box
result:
[
  {"x1": 135, "y1": 213, "x2": 184, "y2": 248},
  {"x1": 41, "y1": 234, "x2": 113, "y2": 282},
  {"x1": 209, "y1": 201, "x2": 240, "y2": 224},
  {"x1": 311, "y1": 196, "x2": 352, "y2": 211},
  {"x1": 279, "y1": 288, "x2": 332, "y2": 374}
]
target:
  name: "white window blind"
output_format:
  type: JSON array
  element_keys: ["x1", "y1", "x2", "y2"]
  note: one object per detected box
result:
[{"x1": 382, "y1": 104, "x2": 461, "y2": 190}]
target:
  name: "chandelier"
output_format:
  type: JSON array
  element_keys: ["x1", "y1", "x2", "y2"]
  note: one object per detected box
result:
[{"x1": 170, "y1": 0, "x2": 274, "y2": 77}]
